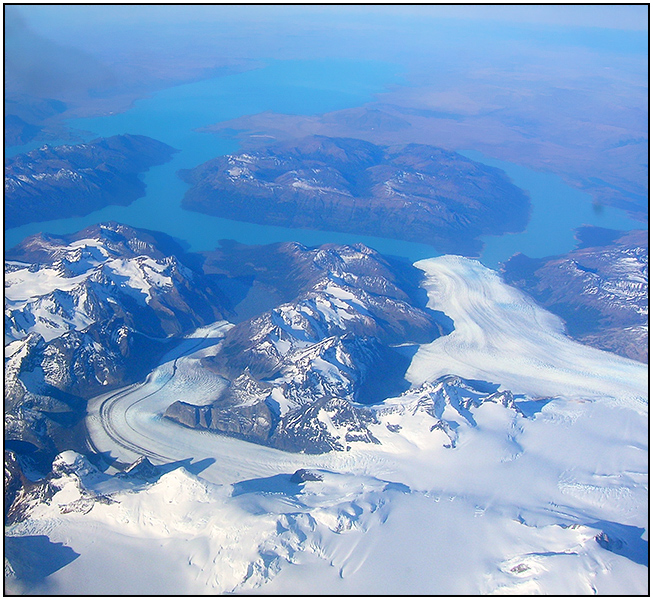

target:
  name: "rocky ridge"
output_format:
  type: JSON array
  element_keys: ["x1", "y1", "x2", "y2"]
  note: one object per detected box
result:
[{"x1": 165, "y1": 241, "x2": 455, "y2": 452}]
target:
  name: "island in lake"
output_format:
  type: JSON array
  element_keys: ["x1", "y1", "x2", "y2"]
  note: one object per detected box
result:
[{"x1": 179, "y1": 135, "x2": 531, "y2": 255}]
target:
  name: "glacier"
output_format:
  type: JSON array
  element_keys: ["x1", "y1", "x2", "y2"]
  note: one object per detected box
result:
[{"x1": 6, "y1": 255, "x2": 647, "y2": 595}]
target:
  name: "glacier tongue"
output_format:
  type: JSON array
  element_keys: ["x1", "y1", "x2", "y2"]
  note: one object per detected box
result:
[{"x1": 408, "y1": 255, "x2": 648, "y2": 409}]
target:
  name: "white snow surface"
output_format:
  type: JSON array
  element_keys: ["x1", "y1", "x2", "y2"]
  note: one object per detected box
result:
[
  {"x1": 5, "y1": 263, "x2": 89, "y2": 302},
  {"x1": 6, "y1": 256, "x2": 648, "y2": 595},
  {"x1": 407, "y1": 256, "x2": 647, "y2": 410},
  {"x1": 4, "y1": 246, "x2": 179, "y2": 342}
]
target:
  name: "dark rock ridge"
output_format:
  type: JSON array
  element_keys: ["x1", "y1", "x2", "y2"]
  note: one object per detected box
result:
[
  {"x1": 4, "y1": 450, "x2": 30, "y2": 521},
  {"x1": 207, "y1": 242, "x2": 447, "y2": 378},
  {"x1": 5, "y1": 452, "x2": 116, "y2": 526},
  {"x1": 502, "y1": 226, "x2": 648, "y2": 363},
  {"x1": 165, "y1": 241, "x2": 452, "y2": 453},
  {"x1": 290, "y1": 469, "x2": 323, "y2": 483},
  {"x1": 5, "y1": 134, "x2": 176, "y2": 228},
  {"x1": 122, "y1": 456, "x2": 160, "y2": 482},
  {"x1": 5, "y1": 223, "x2": 229, "y2": 470},
  {"x1": 179, "y1": 135, "x2": 530, "y2": 255},
  {"x1": 200, "y1": 237, "x2": 439, "y2": 323}
]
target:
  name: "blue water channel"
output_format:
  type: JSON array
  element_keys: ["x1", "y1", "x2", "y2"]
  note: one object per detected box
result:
[{"x1": 4, "y1": 59, "x2": 646, "y2": 266}]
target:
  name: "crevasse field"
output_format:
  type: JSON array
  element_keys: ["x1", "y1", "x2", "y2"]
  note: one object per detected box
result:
[{"x1": 6, "y1": 257, "x2": 648, "y2": 595}]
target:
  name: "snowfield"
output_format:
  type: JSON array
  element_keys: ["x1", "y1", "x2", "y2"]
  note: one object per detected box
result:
[
  {"x1": 4, "y1": 238, "x2": 184, "y2": 343},
  {"x1": 408, "y1": 256, "x2": 648, "y2": 409},
  {"x1": 6, "y1": 256, "x2": 648, "y2": 595},
  {"x1": 6, "y1": 454, "x2": 647, "y2": 596}
]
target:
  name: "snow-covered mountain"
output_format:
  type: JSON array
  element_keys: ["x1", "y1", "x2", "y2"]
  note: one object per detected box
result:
[
  {"x1": 5, "y1": 222, "x2": 225, "y2": 343},
  {"x1": 165, "y1": 242, "x2": 450, "y2": 452},
  {"x1": 5, "y1": 223, "x2": 227, "y2": 468},
  {"x1": 4, "y1": 226, "x2": 648, "y2": 595}
]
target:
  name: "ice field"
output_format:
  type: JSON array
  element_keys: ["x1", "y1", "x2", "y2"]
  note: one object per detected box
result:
[{"x1": 8, "y1": 256, "x2": 648, "y2": 594}]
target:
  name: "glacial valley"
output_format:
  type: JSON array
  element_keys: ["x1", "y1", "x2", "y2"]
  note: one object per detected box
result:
[{"x1": 4, "y1": 222, "x2": 648, "y2": 595}]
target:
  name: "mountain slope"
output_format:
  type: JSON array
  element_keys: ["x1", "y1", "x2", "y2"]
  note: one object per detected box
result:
[
  {"x1": 165, "y1": 242, "x2": 450, "y2": 452},
  {"x1": 4, "y1": 223, "x2": 228, "y2": 469},
  {"x1": 502, "y1": 226, "x2": 648, "y2": 362},
  {"x1": 5, "y1": 135, "x2": 176, "y2": 228},
  {"x1": 6, "y1": 222, "x2": 225, "y2": 343}
]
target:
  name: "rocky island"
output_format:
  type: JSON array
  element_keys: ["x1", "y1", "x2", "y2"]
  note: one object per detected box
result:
[
  {"x1": 179, "y1": 135, "x2": 531, "y2": 255},
  {"x1": 5, "y1": 134, "x2": 176, "y2": 228}
]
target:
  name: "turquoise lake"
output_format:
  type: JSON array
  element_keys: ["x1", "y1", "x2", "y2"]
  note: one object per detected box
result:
[
  {"x1": 462, "y1": 150, "x2": 645, "y2": 267},
  {"x1": 4, "y1": 59, "x2": 645, "y2": 266}
]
